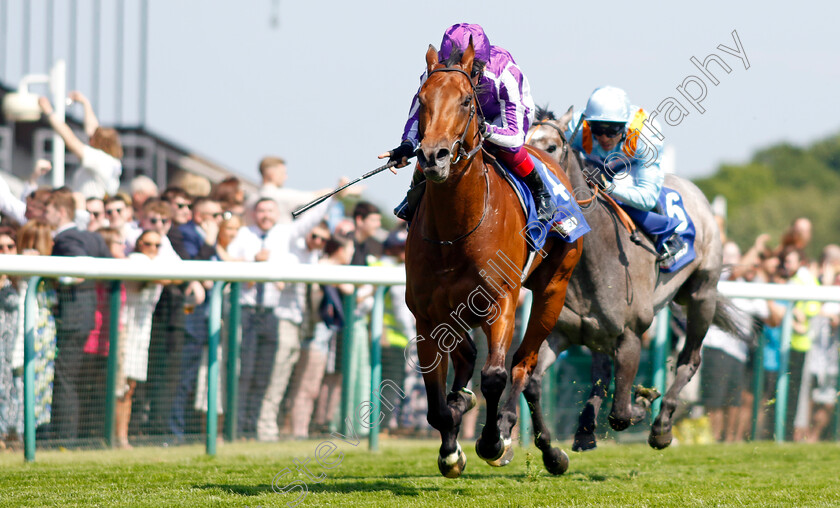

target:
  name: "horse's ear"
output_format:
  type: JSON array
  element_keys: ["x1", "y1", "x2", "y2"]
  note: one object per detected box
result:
[
  {"x1": 460, "y1": 38, "x2": 475, "y2": 75},
  {"x1": 559, "y1": 105, "x2": 574, "y2": 130},
  {"x1": 426, "y1": 45, "x2": 439, "y2": 74}
]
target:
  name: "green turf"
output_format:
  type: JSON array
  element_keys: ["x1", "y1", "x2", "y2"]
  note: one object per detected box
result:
[{"x1": 1, "y1": 439, "x2": 839, "y2": 507}]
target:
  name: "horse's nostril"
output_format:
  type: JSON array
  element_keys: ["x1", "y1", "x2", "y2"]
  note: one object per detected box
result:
[{"x1": 435, "y1": 148, "x2": 450, "y2": 161}]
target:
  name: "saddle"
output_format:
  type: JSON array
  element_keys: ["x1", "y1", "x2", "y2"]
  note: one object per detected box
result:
[{"x1": 482, "y1": 149, "x2": 590, "y2": 252}]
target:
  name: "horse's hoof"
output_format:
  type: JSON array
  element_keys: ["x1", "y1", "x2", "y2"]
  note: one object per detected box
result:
[
  {"x1": 486, "y1": 437, "x2": 514, "y2": 467},
  {"x1": 572, "y1": 432, "x2": 597, "y2": 452},
  {"x1": 648, "y1": 430, "x2": 673, "y2": 450},
  {"x1": 437, "y1": 442, "x2": 467, "y2": 478},
  {"x1": 608, "y1": 413, "x2": 630, "y2": 432},
  {"x1": 476, "y1": 434, "x2": 513, "y2": 466},
  {"x1": 634, "y1": 385, "x2": 661, "y2": 403},
  {"x1": 542, "y1": 447, "x2": 569, "y2": 475},
  {"x1": 475, "y1": 434, "x2": 502, "y2": 462}
]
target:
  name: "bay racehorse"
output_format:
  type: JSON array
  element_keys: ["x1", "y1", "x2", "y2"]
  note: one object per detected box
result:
[
  {"x1": 523, "y1": 106, "x2": 743, "y2": 457},
  {"x1": 404, "y1": 45, "x2": 581, "y2": 478}
]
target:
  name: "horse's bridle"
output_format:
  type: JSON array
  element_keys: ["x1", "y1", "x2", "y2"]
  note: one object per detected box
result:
[
  {"x1": 423, "y1": 67, "x2": 484, "y2": 165},
  {"x1": 420, "y1": 65, "x2": 489, "y2": 246}
]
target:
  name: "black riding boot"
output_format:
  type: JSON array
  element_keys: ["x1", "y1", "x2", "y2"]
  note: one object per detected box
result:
[
  {"x1": 394, "y1": 170, "x2": 426, "y2": 221},
  {"x1": 523, "y1": 169, "x2": 554, "y2": 222}
]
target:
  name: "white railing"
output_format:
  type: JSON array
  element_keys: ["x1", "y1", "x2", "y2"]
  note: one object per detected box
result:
[{"x1": 1, "y1": 255, "x2": 406, "y2": 285}]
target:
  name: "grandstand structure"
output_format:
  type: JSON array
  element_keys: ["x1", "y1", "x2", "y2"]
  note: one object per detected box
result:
[{"x1": 0, "y1": 0, "x2": 255, "y2": 193}]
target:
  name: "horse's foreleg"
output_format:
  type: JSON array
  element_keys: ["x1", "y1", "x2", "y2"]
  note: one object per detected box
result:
[
  {"x1": 573, "y1": 351, "x2": 611, "y2": 451},
  {"x1": 523, "y1": 338, "x2": 570, "y2": 475},
  {"x1": 475, "y1": 299, "x2": 517, "y2": 466},
  {"x1": 650, "y1": 290, "x2": 716, "y2": 449},
  {"x1": 608, "y1": 329, "x2": 643, "y2": 431},
  {"x1": 415, "y1": 320, "x2": 465, "y2": 478}
]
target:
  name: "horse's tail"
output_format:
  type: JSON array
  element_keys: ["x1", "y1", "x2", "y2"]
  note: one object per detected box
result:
[{"x1": 711, "y1": 293, "x2": 759, "y2": 346}]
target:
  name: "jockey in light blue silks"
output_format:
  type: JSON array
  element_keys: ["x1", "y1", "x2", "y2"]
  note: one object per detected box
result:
[
  {"x1": 565, "y1": 85, "x2": 685, "y2": 265},
  {"x1": 384, "y1": 23, "x2": 555, "y2": 223}
]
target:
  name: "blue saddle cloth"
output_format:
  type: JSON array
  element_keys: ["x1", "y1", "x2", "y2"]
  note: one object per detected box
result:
[
  {"x1": 499, "y1": 156, "x2": 590, "y2": 252},
  {"x1": 619, "y1": 187, "x2": 696, "y2": 274}
]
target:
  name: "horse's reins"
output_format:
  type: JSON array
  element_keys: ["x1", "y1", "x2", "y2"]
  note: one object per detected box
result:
[
  {"x1": 421, "y1": 65, "x2": 489, "y2": 246},
  {"x1": 527, "y1": 116, "x2": 660, "y2": 257}
]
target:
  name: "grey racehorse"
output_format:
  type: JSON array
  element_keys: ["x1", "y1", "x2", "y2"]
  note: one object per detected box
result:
[{"x1": 522, "y1": 106, "x2": 743, "y2": 471}]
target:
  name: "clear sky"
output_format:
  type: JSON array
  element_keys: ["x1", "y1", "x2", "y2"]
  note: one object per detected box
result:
[{"x1": 3, "y1": 0, "x2": 839, "y2": 210}]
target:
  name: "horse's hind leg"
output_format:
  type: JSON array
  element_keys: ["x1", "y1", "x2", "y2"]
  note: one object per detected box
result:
[
  {"x1": 497, "y1": 252, "x2": 578, "y2": 471},
  {"x1": 573, "y1": 351, "x2": 611, "y2": 451},
  {"x1": 415, "y1": 320, "x2": 467, "y2": 478},
  {"x1": 523, "y1": 338, "x2": 570, "y2": 475},
  {"x1": 649, "y1": 290, "x2": 716, "y2": 449}
]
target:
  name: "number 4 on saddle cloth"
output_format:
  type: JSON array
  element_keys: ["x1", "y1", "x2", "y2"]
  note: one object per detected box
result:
[
  {"x1": 394, "y1": 153, "x2": 591, "y2": 249},
  {"x1": 494, "y1": 154, "x2": 591, "y2": 249},
  {"x1": 618, "y1": 188, "x2": 697, "y2": 274}
]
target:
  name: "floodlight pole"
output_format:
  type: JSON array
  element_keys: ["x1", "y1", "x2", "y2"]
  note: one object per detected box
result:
[{"x1": 49, "y1": 60, "x2": 66, "y2": 188}]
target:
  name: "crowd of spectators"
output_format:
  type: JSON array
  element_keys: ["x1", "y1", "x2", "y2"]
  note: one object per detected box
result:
[
  {"x1": 0, "y1": 90, "x2": 426, "y2": 449},
  {"x1": 693, "y1": 217, "x2": 840, "y2": 443}
]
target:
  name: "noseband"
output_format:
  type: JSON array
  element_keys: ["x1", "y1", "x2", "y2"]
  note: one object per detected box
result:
[{"x1": 424, "y1": 66, "x2": 484, "y2": 164}]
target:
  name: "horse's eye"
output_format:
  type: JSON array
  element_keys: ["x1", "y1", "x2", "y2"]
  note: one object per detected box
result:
[
  {"x1": 547, "y1": 145, "x2": 557, "y2": 153},
  {"x1": 462, "y1": 96, "x2": 471, "y2": 107}
]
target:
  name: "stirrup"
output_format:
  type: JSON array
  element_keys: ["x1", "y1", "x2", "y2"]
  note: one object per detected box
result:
[{"x1": 658, "y1": 235, "x2": 685, "y2": 266}]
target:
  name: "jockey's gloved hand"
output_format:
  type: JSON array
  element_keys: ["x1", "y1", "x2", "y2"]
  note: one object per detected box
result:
[
  {"x1": 389, "y1": 141, "x2": 416, "y2": 167},
  {"x1": 598, "y1": 173, "x2": 614, "y2": 192},
  {"x1": 479, "y1": 119, "x2": 492, "y2": 139}
]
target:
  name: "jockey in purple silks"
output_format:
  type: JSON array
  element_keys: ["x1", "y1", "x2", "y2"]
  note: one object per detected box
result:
[{"x1": 383, "y1": 23, "x2": 555, "y2": 222}]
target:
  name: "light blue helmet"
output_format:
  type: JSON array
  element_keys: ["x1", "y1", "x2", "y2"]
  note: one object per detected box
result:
[{"x1": 583, "y1": 86, "x2": 631, "y2": 123}]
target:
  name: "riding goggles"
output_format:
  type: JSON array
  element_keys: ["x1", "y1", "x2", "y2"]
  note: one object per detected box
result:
[{"x1": 589, "y1": 121, "x2": 625, "y2": 137}]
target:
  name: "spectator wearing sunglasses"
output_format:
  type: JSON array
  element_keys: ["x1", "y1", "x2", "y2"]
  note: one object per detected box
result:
[
  {"x1": 104, "y1": 194, "x2": 140, "y2": 254},
  {"x1": 137, "y1": 199, "x2": 179, "y2": 260},
  {"x1": 161, "y1": 187, "x2": 193, "y2": 227},
  {"x1": 172, "y1": 197, "x2": 223, "y2": 262},
  {"x1": 85, "y1": 197, "x2": 107, "y2": 232},
  {"x1": 565, "y1": 85, "x2": 683, "y2": 265},
  {"x1": 115, "y1": 230, "x2": 167, "y2": 448},
  {"x1": 169, "y1": 197, "x2": 223, "y2": 440}
]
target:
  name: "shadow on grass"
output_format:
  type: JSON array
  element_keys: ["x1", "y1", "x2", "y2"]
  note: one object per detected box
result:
[
  {"x1": 195, "y1": 480, "x2": 434, "y2": 497},
  {"x1": 194, "y1": 484, "x2": 274, "y2": 496}
]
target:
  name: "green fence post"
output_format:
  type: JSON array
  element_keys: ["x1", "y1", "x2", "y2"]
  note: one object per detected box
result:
[
  {"x1": 206, "y1": 281, "x2": 224, "y2": 456},
  {"x1": 774, "y1": 303, "x2": 794, "y2": 443},
  {"x1": 651, "y1": 307, "x2": 671, "y2": 420},
  {"x1": 518, "y1": 291, "x2": 533, "y2": 448},
  {"x1": 23, "y1": 276, "x2": 41, "y2": 462},
  {"x1": 751, "y1": 331, "x2": 765, "y2": 441},
  {"x1": 104, "y1": 280, "x2": 122, "y2": 448},
  {"x1": 340, "y1": 289, "x2": 357, "y2": 435},
  {"x1": 225, "y1": 282, "x2": 241, "y2": 442},
  {"x1": 369, "y1": 286, "x2": 385, "y2": 451}
]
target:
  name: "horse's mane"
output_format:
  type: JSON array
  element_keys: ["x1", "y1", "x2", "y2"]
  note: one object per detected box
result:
[{"x1": 535, "y1": 105, "x2": 556, "y2": 122}]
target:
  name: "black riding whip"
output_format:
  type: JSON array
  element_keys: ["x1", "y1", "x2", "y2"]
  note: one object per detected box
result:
[{"x1": 291, "y1": 160, "x2": 399, "y2": 218}]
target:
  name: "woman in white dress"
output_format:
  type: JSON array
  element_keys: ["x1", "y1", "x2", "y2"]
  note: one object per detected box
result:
[{"x1": 115, "y1": 230, "x2": 166, "y2": 448}]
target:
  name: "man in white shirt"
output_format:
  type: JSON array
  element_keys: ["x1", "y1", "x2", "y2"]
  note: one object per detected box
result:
[{"x1": 227, "y1": 195, "x2": 331, "y2": 439}]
